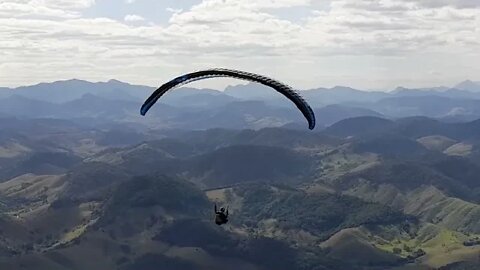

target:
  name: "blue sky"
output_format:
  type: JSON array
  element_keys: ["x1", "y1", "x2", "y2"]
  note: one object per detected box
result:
[
  {"x1": 0, "y1": 0, "x2": 479, "y2": 90},
  {"x1": 83, "y1": 0, "x2": 203, "y2": 25}
]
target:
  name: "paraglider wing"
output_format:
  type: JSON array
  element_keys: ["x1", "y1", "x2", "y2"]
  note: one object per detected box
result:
[{"x1": 140, "y1": 68, "x2": 316, "y2": 130}]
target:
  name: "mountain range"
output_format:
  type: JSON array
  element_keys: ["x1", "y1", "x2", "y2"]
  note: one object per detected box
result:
[
  {"x1": 1, "y1": 79, "x2": 480, "y2": 131},
  {"x1": 1, "y1": 79, "x2": 480, "y2": 269}
]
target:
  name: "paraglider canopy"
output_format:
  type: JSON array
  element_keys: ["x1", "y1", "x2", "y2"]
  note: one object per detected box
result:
[{"x1": 140, "y1": 68, "x2": 316, "y2": 130}]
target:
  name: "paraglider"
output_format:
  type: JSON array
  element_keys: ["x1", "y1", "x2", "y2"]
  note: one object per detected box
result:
[
  {"x1": 214, "y1": 203, "x2": 229, "y2": 225},
  {"x1": 140, "y1": 68, "x2": 316, "y2": 130}
]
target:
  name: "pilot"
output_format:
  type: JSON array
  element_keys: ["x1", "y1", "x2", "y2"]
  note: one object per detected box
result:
[{"x1": 214, "y1": 203, "x2": 229, "y2": 225}]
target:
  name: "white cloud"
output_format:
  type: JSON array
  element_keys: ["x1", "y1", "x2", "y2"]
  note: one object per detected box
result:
[
  {"x1": 166, "y1": 7, "x2": 183, "y2": 14},
  {"x1": 40, "y1": 0, "x2": 96, "y2": 9},
  {"x1": 124, "y1": 14, "x2": 145, "y2": 22},
  {"x1": 0, "y1": 0, "x2": 96, "y2": 18},
  {"x1": 0, "y1": 0, "x2": 479, "y2": 89},
  {"x1": 400, "y1": 0, "x2": 480, "y2": 8}
]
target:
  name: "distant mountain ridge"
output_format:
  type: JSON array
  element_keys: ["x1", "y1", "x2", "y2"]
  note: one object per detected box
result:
[
  {"x1": 455, "y1": 80, "x2": 480, "y2": 92},
  {"x1": 2, "y1": 78, "x2": 479, "y2": 104},
  {"x1": 0, "y1": 79, "x2": 154, "y2": 103},
  {"x1": 2, "y1": 78, "x2": 480, "y2": 131}
]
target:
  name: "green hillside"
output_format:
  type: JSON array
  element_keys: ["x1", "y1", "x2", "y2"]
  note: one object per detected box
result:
[{"x1": 1, "y1": 126, "x2": 480, "y2": 269}]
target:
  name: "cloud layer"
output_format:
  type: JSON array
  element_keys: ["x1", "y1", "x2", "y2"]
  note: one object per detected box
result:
[{"x1": 0, "y1": 0, "x2": 479, "y2": 89}]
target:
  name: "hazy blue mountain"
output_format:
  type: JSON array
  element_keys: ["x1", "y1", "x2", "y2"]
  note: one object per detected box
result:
[
  {"x1": 0, "y1": 88, "x2": 10, "y2": 99},
  {"x1": 314, "y1": 104, "x2": 383, "y2": 126},
  {"x1": 4, "y1": 79, "x2": 480, "y2": 106},
  {"x1": 60, "y1": 93, "x2": 139, "y2": 119},
  {"x1": 324, "y1": 116, "x2": 395, "y2": 137},
  {"x1": 303, "y1": 86, "x2": 389, "y2": 106},
  {"x1": 159, "y1": 88, "x2": 238, "y2": 108},
  {"x1": 374, "y1": 95, "x2": 480, "y2": 118},
  {"x1": 225, "y1": 84, "x2": 388, "y2": 107},
  {"x1": 94, "y1": 87, "x2": 142, "y2": 102},
  {"x1": 0, "y1": 93, "x2": 183, "y2": 126},
  {"x1": 392, "y1": 87, "x2": 480, "y2": 99},
  {"x1": 455, "y1": 80, "x2": 480, "y2": 92},
  {"x1": 4, "y1": 79, "x2": 153, "y2": 103},
  {"x1": 323, "y1": 115, "x2": 480, "y2": 143},
  {"x1": 0, "y1": 95, "x2": 61, "y2": 117},
  {"x1": 167, "y1": 100, "x2": 304, "y2": 130},
  {"x1": 224, "y1": 83, "x2": 278, "y2": 100},
  {"x1": 3, "y1": 79, "x2": 480, "y2": 131}
]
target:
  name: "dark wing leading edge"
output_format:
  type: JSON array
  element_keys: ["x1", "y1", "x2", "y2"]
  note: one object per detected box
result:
[{"x1": 140, "y1": 68, "x2": 316, "y2": 130}]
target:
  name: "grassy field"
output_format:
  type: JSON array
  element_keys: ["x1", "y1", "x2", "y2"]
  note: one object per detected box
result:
[{"x1": 374, "y1": 224, "x2": 480, "y2": 268}]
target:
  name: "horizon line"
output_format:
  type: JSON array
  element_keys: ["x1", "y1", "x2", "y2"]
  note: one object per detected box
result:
[{"x1": 2, "y1": 78, "x2": 478, "y2": 93}]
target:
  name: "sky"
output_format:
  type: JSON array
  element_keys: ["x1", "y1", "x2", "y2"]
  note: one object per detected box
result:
[{"x1": 0, "y1": 0, "x2": 479, "y2": 91}]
